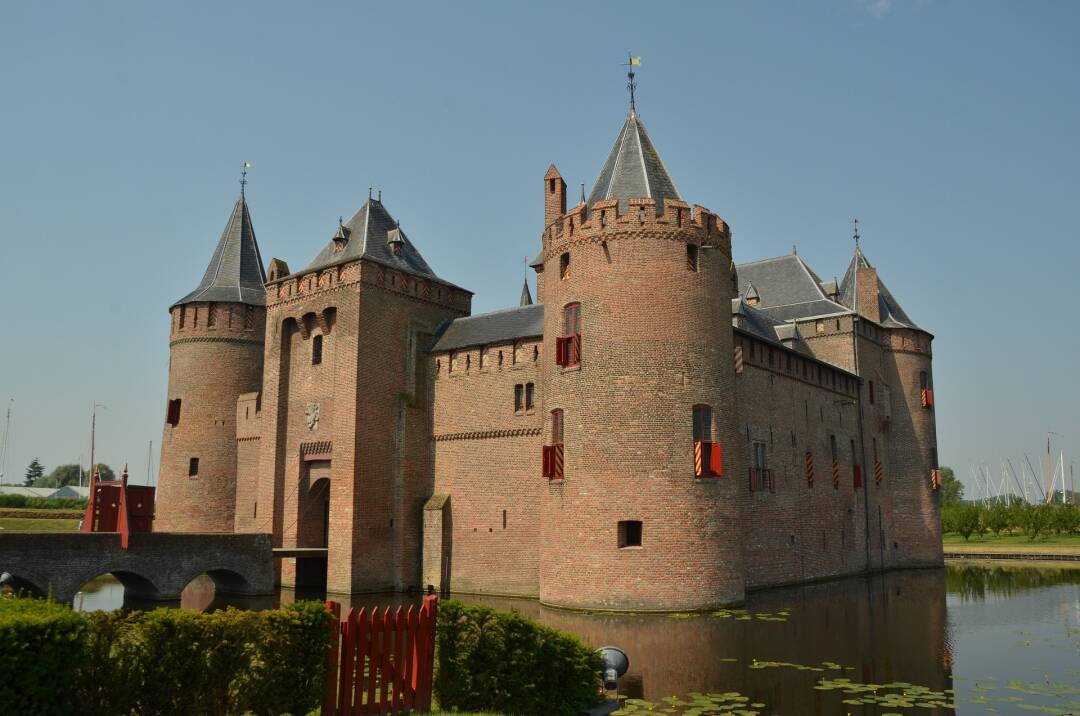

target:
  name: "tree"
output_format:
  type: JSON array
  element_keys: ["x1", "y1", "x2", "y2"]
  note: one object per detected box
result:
[
  {"x1": 35, "y1": 463, "x2": 113, "y2": 488},
  {"x1": 939, "y1": 466, "x2": 964, "y2": 506},
  {"x1": 24, "y1": 458, "x2": 45, "y2": 486},
  {"x1": 955, "y1": 504, "x2": 980, "y2": 541},
  {"x1": 36, "y1": 464, "x2": 81, "y2": 488},
  {"x1": 983, "y1": 502, "x2": 1011, "y2": 535}
]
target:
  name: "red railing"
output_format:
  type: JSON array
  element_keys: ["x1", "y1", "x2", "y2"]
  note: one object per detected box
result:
[{"x1": 323, "y1": 595, "x2": 438, "y2": 715}]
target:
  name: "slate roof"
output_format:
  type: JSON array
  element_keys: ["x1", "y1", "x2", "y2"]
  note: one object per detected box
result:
[
  {"x1": 431, "y1": 304, "x2": 544, "y2": 353},
  {"x1": 519, "y1": 279, "x2": 533, "y2": 306},
  {"x1": 587, "y1": 111, "x2": 681, "y2": 214},
  {"x1": 174, "y1": 193, "x2": 267, "y2": 307},
  {"x1": 838, "y1": 248, "x2": 919, "y2": 329},
  {"x1": 735, "y1": 254, "x2": 849, "y2": 322},
  {"x1": 731, "y1": 296, "x2": 789, "y2": 343},
  {"x1": 305, "y1": 198, "x2": 439, "y2": 280}
]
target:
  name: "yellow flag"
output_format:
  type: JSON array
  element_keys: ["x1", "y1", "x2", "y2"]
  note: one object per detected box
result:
[{"x1": 630, "y1": 56, "x2": 642, "y2": 66}]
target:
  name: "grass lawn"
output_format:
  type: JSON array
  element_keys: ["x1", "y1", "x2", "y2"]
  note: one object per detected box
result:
[
  {"x1": 0, "y1": 517, "x2": 80, "y2": 532},
  {"x1": 943, "y1": 532, "x2": 1080, "y2": 552}
]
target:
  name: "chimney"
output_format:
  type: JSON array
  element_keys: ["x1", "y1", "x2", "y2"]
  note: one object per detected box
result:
[
  {"x1": 544, "y1": 164, "x2": 566, "y2": 229},
  {"x1": 855, "y1": 263, "x2": 881, "y2": 322}
]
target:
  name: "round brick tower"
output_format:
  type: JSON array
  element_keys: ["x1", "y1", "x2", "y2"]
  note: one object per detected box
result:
[
  {"x1": 155, "y1": 191, "x2": 267, "y2": 532},
  {"x1": 537, "y1": 109, "x2": 747, "y2": 611}
]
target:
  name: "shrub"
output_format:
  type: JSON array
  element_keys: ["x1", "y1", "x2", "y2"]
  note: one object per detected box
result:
[
  {"x1": 0, "y1": 595, "x2": 88, "y2": 715},
  {"x1": 79, "y1": 600, "x2": 331, "y2": 716},
  {"x1": 0, "y1": 596, "x2": 330, "y2": 716},
  {"x1": 435, "y1": 600, "x2": 602, "y2": 716},
  {"x1": 0, "y1": 494, "x2": 88, "y2": 510}
]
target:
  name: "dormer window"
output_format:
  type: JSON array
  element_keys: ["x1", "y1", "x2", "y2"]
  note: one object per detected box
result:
[
  {"x1": 387, "y1": 224, "x2": 405, "y2": 257},
  {"x1": 332, "y1": 220, "x2": 348, "y2": 254}
]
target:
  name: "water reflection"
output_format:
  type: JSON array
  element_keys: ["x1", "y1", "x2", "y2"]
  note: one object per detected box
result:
[
  {"x1": 71, "y1": 565, "x2": 1080, "y2": 714},
  {"x1": 946, "y1": 562, "x2": 1080, "y2": 602}
]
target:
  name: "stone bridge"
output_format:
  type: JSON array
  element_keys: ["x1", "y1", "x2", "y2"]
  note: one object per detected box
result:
[{"x1": 0, "y1": 532, "x2": 275, "y2": 605}]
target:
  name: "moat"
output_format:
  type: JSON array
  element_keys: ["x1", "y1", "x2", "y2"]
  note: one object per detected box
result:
[{"x1": 75, "y1": 564, "x2": 1080, "y2": 715}]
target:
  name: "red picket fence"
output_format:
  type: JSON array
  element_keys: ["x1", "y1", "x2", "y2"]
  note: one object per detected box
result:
[{"x1": 322, "y1": 595, "x2": 439, "y2": 715}]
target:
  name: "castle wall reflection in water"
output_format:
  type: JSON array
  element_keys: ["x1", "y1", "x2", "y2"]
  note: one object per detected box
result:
[{"x1": 75, "y1": 565, "x2": 1080, "y2": 714}]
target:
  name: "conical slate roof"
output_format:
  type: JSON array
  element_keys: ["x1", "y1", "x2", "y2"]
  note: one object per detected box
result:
[
  {"x1": 174, "y1": 193, "x2": 267, "y2": 307},
  {"x1": 587, "y1": 111, "x2": 682, "y2": 214},
  {"x1": 306, "y1": 198, "x2": 437, "y2": 279},
  {"x1": 519, "y1": 279, "x2": 533, "y2": 306},
  {"x1": 838, "y1": 248, "x2": 919, "y2": 329}
]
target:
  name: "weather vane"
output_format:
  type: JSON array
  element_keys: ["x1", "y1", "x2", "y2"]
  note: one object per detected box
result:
[
  {"x1": 853, "y1": 218, "x2": 860, "y2": 249},
  {"x1": 240, "y1": 161, "x2": 252, "y2": 194},
  {"x1": 622, "y1": 52, "x2": 642, "y2": 112}
]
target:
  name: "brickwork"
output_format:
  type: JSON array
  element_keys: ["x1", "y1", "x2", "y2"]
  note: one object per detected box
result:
[
  {"x1": 156, "y1": 302, "x2": 265, "y2": 532},
  {"x1": 733, "y1": 335, "x2": 866, "y2": 588},
  {"x1": 535, "y1": 198, "x2": 745, "y2": 611},
  {"x1": 156, "y1": 109, "x2": 941, "y2": 613},
  {"x1": 430, "y1": 337, "x2": 544, "y2": 596}
]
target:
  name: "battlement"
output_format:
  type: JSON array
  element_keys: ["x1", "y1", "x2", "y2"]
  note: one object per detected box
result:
[
  {"x1": 169, "y1": 301, "x2": 266, "y2": 342},
  {"x1": 541, "y1": 197, "x2": 732, "y2": 260}
]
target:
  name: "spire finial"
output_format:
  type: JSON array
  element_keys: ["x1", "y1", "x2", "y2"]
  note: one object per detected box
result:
[
  {"x1": 623, "y1": 53, "x2": 641, "y2": 112},
  {"x1": 853, "y1": 218, "x2": 861, "y2": 249},
  {"x1": 368, "y1": 187, "x2": 372, "y2": 201},
  {"x1": 580, "y1": 183, "x2": 586, "y2": 205},
  {"x1": 240, "y1": 161, "x2": 252, "y2": 196}
]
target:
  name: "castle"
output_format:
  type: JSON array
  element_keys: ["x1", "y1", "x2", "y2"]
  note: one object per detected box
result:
[{"x1": 155, "y1": 98, "x2": 942, "y2": 612}]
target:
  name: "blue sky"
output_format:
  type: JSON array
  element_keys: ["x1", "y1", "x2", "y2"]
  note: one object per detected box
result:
[{"x1": 1, "y1": 1, "x2": 1077, "y2": 497}]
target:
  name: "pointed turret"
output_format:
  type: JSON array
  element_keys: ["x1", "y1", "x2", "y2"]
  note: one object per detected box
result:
[
  {"x1": 173, "y1": 194, "x2": 266, "y2": 307},
  {"x1": 519, "y1": 278, "x2": 533, "y2": 306},
  {"x1": 838, "y1": 247, "x2": 918, "y2": 328},
  {"x1": 587, "y1": 111, "x2": 681, "y2": 214}
]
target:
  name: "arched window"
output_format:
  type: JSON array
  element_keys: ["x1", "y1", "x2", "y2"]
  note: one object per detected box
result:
[
  {"x1": 692, "y1": 404, "x2": 712, "y2": 442},
  {"x1": 556, "y1": 303, "x2": 582, "y2": 367}
]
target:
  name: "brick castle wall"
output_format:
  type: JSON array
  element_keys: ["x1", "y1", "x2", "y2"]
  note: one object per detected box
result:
[
  {"x1": 430, "y1": 337, "x2": 544, "y2": 596},
  {"x1": 156, "y1": 301, "x2": 265, "y2": 532},
  {"x1": 538, "y1": 197, "x2": 747, "y2": 611}
]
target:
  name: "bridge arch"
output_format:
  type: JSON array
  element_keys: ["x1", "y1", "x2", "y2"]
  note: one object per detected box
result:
[
  {"x1": 72, "y1": 569, "x2": 161, "y2": 607},
  {"x1": 0, "y1": 572, "x2": 47, "y2": 598}
]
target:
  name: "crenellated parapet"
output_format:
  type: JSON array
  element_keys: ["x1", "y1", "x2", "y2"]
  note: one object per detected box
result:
[
  {"x1": 169, "y1": 301, "x2": 265, "y2": 344},
  {"x1": 266, "y1": 258, "x2": 470, "y2": 315},
  {"x1": 541, "y1": 197, "x2": 732, "y2": 263},
  {"x1": 885, "y1": 326, "x2": 933, "y2": 357}
]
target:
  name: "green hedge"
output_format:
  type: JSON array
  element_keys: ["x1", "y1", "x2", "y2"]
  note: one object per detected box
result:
[
  {"x1": 0, "y1": 597, "x2": 88, "y2": 714},
  {"x1": 0, "y1": 596, "x2": 330, "y2": 716},
  {"x1": 435, "y1": 600, "x2": 602, "y2": 716},
  {"x1": 0, "y1": 494, "x2": 88, "y2": 510}
]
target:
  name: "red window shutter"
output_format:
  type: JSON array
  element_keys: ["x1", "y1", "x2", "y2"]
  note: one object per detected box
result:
[
  {"x1": 768, "y1": 470, "x2": 775, "y2": 493},
  {"x1": 931, "y1": 468, "x2": 941, "y2": 491},
  {"x1": 553, "y1": 443, "x2": 564, "y2": 480},
  {"x1": 709, "y1": 442, "x2": 723, "y2": 477},
  {"x1": 854, "y1": 464, "x2": 863, "y2": 490},
  {"x1": 694, "y1": 441, "x2": 704, "y2": 477},
  {"x1": 554, "y1": 337, "x2": 566, "y2": 366},
  {"x1": 921, "y1": 388, "x2": 935, "y2": 408},
  {"x1": 805, "y1": 452, "x2": 815, "y2": 486},
  {"x1": 542, "y1": 446, "x2": 553, "y2": 478},
  {"x1": 571, "y1": 334, "x2": 581, "y2": 365}
]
